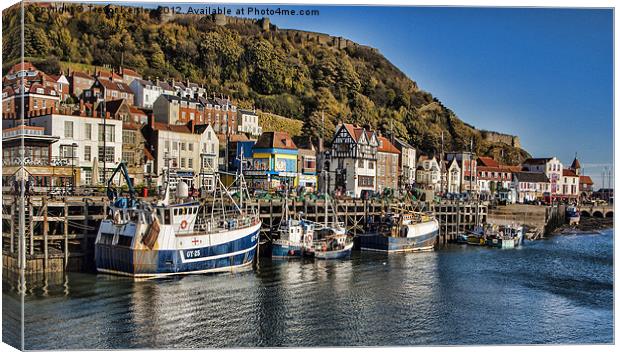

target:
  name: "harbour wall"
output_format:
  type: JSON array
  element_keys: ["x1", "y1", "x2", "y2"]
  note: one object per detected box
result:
[{"x1": 486, "y1": 204, "x2": 566, "y2": 239}]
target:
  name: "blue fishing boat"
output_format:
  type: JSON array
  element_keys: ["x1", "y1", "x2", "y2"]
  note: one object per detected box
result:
[
  {"x1": 95, "y1": 161, "x2": 261, "y2": 279},
  {"x1": 271, "y1": 218, "x2": 315, "y2": 258},
  {"x1": 270, "y1": 189, "x2": 315, "y2": 259},
  {"x1": 357, "y1": 210, "x2": 439, "y2": 253}
]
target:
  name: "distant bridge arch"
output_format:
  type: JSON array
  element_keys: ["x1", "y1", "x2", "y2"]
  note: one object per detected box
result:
[
  {"x1": 605, "y1": 211, "x2": 613, "y2": 218},
  {"x1": 593, "y1": 210, "x2": 604, "y2": 218},
  {"x1": 581, "y1": 210, "x2": 591, "y2": 217}
]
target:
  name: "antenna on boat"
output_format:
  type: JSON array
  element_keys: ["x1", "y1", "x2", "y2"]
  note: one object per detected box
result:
[
  {"x1": 161, "y1": 152, "x2": 171, "y2": 206},
  {"x1": 238, "y1": 146, "x2": 245, "y2": 215}
]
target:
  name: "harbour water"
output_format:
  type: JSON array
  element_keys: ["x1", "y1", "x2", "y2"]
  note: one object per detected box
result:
[{"x1": 3, "y1": 229, "x2": 613, "y2": 348}]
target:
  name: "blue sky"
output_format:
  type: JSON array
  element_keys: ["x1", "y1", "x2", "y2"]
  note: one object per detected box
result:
[{"x1": 128, "y1": 3, "x2": 613, "y2": 187}]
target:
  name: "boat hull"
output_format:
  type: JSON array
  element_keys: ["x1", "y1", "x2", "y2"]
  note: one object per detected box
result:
[
  {"x1": 95, "y1": 222, "x2": 261, "y2": 279},
  {"x1": 271, "y1": 242, "x2": 304, "y2": 258},
  {"x1": 486, "y1": 238, "x2": 515, "y2": 249},
  {"x1": 312, "y1": 242, "x2": 354, "y2": 259},
  {"x1": 357, "y1": 230, "x2": 438, "y2": 253}
]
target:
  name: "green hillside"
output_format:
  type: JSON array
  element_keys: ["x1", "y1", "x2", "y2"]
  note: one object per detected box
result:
[{"x1": 2, "y1": 3, "x2": 530, "y2": 164}]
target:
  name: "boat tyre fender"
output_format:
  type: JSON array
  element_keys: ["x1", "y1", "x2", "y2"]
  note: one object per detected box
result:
[{"x1": 180, "y1": 220, "x2": 188, "y2": 230}]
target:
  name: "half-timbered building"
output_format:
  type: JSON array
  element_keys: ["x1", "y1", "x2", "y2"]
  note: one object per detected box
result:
[{"x1": 328, "y1": 123, "x2": 379, "y2": 198}]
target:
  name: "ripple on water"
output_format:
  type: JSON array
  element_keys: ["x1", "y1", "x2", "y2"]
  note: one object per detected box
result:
[{"x1": 17, "y1": 229, "x2": 614, "y2": 348}]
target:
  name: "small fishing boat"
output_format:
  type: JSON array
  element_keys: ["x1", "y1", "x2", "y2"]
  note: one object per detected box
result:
[
  {"x1": 95, "y1": 158, "x2": 261, "y2": 279},
  {"x1": 566, "y1": 205, "x2": 580, "y2": 226},
  {"x1": 305, "y1": 227, "x2": 354, "y2": 259},
  {"x1": 357, "y1": 209, "x2": 439, "y2": 253},
  {"x1": 466, "y1": 226, "x2": 486, "y2": 246},
  {"x1": 476, "y1": 223, "x2": 523, "y2": 248},
  {"x1": 302, "y1": 194, "x2": 353, "y2": 259},
  {"x1": 456, "y1": 233, "x2": 470, "y2": 244},
  {"x1": 270, "y1": 189, "x2": 315, "y2": 258}
]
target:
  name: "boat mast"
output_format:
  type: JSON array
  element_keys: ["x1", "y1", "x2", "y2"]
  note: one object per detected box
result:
[{"x1": 239, "y1": 146, "x2": 244, "y2": 215}]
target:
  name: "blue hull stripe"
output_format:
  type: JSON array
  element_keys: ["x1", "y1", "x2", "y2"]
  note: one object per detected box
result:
[
  {"x1": 95, "y1": 229, "x2": 259, "y2": 277},
  {"x1": 271, "y1": 243, "x2": 303, "y2": 258}
]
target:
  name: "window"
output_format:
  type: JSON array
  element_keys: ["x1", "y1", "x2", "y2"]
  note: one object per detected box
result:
[
  {"x1": 188, "y1": 158, "x2": 193, "y2": 168},
  {"x1": 85, "y1": 124, "x2": 92, "y2": 140},
  {"x1": 358, "y1": 176, "x2": 374, "y2": 187},
  {"x1": 180, "y1": 142, "x2": 186, "y2": 151},
  {"x1": 84, "y1": 170, "x2": 92, "y2": 185},
  {"x1": 369, "y1": 161, "x2": 374, "y2": 169},
  {"x1": 122, "y1": 130, "x2": 135, "y2": 144},
  {"x1": 188, "y1": 143, "x2": 193, "y2": 151},
  {"x1": 358, "y1": 159, "x2": 363, "y2": 168},
  {"x1": 84, "y1": 146, "x2": 91, "y2": 161},
  {"x1": 60, "y1": 145, "x2": 77, "y2": 158},
  {"x1": 173, "y1": 142, "x2": 178, "y2": 150},
  {"x1": 122, "y1": 151, "x2": 134, "y2": 163},
  {"x1": 64, "y1": 121, "x2": 73, "y2": 138},
  {"x1": 180, "y1": 158, "x2": 186, "y2": 168},
  {"x1": 98, "y1": 146, "x2": 115, "y2": 162},
  {"x1": 165, "y1": 140, "x2": 170, "y2": 151},
  {"x1": 98, "y1": 124, "x2": 115, "y2": 142},
  {"x1": 42, "y1": 100, "x2": 46, "y2": 108}
]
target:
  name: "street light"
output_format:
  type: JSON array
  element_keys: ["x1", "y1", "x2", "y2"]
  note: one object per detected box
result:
[{"x1": 71, "y1": 142, "x2": 78, "y2": 193}]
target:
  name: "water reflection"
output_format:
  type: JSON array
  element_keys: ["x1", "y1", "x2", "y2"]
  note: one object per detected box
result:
[{"x1": 11, "y1": 230, "x2": 615, "y2": 348}]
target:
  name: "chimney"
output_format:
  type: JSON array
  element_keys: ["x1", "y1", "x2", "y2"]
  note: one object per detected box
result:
[
  {"x1": 106, "y1": 111, "x2": 111, "y2": 120},
  {"x1": 91, "y1": 105, "x2": 97, "y2": 118},
  {"x1": 188, "y1": 119, "x2": 195, "y2": 133},
  {"x1": 79, "y1": 99, "x2": 84, "y2": 113},
  {"x1": 149, "y1": 113, "x2": 155, "y2": 128}
]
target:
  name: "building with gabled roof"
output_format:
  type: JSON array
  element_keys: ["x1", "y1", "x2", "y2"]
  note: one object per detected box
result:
[
  {"x1": 141, "y1": 117, "x2": 218, "y2": 189},
  {"x1": 129, "y1": 78, "x2": 163, "y2": 109},
  {"x1": 85, "y1": 76, "x2": 134, "y2": 103},
  {"x1": 328, "y1": 123, "x2": 379, "y2": 197},
  {"x1": 416, "y1": 155, "x2": 441, "y2": 192},
  {"x1": 392, "y1": 137, "x2": 416, "y2": 189},
  {"x1": 70, "y1": 70, "x2": 96, "y2": 99},
  {"x1": 512, "y1": 172, "x2": 550, "y2": 203},
  {"x1": 2, "y1": 62, "x2": 62, "y2": 119},
  {"x1": 522, "y1": 156, "x2": 563, "y2": 199}
]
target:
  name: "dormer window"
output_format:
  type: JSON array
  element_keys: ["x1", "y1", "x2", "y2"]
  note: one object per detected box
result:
[{"x1": 36, "y1": 88, "x2": 44, "y2": 94}]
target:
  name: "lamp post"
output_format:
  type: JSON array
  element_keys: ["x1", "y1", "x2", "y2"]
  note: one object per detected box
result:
[{"x1": 71, "y1": 142, "x2": 78, "y2": 193}]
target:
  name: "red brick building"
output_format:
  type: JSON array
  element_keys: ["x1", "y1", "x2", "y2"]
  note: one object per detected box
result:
[{"x1": 376, "y1": 136, "x2": 400, "y2": 193}]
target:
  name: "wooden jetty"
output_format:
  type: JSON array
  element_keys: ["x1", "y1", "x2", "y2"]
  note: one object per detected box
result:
[{"x1": 2, "y1": 194, "x2": 487, "y2": 275}]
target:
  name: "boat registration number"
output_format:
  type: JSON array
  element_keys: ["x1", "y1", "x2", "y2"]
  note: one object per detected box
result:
[{"x1": 185, "y1": 249, "x2": 201, "y2": 258}]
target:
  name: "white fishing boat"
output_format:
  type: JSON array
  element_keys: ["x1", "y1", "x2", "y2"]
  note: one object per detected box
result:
[
  {"x1": 356, "y1": 209, "x2": 439, "y2": 253},
  {"x1": 303, "y1": 194, "x2": 353, "y2": 259},
  {"x1": 95, "y1": 157, "x2": 261, "y2": 279}
]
